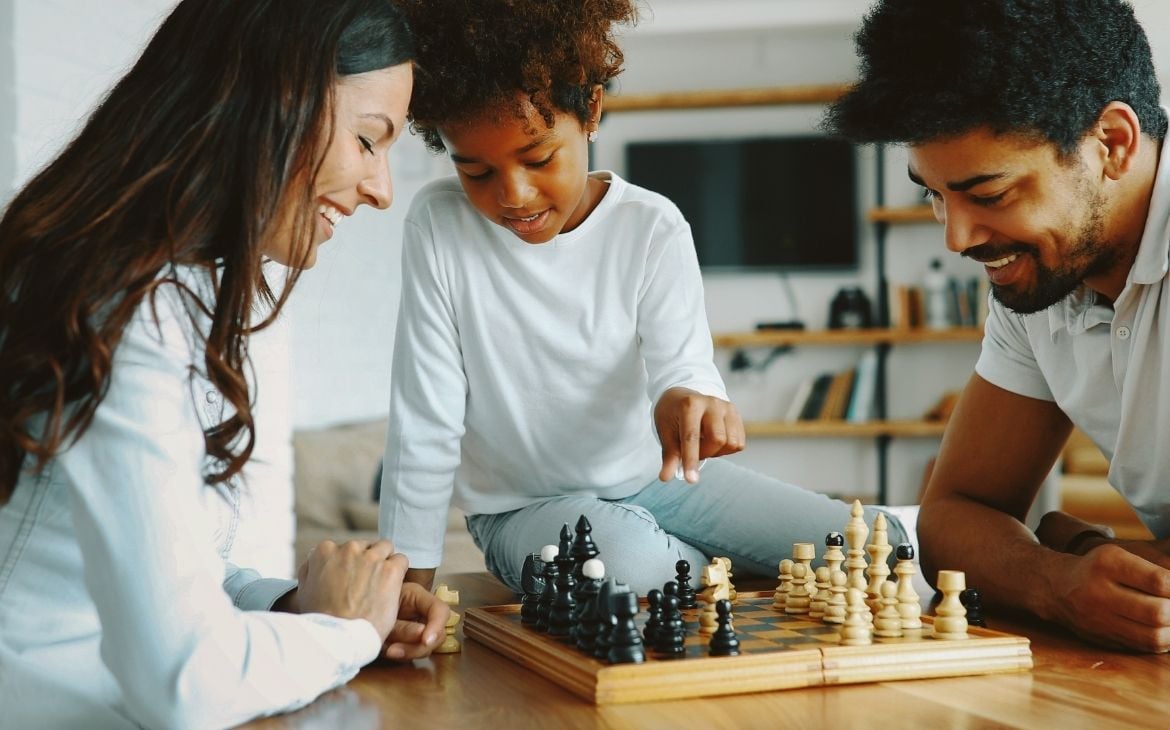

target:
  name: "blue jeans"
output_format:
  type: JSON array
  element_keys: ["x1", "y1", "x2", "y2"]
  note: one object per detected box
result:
[{"x1": 464, "y1": 459, "x2": 911, "y2": 595}]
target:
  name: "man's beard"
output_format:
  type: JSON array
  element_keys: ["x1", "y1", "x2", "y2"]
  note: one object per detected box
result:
[{"x1": 988, "y1": 194, "x2": 1120, "y2": 315}]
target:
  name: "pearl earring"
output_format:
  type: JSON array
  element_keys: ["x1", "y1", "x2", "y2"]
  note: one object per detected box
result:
[{"x1": 588, "y1": 130, "x2": 598, "y2": 143}]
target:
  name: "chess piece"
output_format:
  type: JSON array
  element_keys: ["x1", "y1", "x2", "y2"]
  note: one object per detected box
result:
[
  {"x1": 960, "y1": 587, "x2": 987, "y2": 628},
  {"x1": 894, "y1": 543, "x2": 922, "y2": 633},
  {"x1": 809, "y1": 566, "x2": 831, "y2": 621},
  {"x1": 772, "y1": 558, "x2": 794, "y2": 610},
  {"x1": 548, "y1": 530, "x2": 577, "y2": 637},
  {"x1": 845, "y1": 500, "x2": 869, "y2": 595},
  {"x1": 823, "y1": 532, "x2": 846, "y2": 577},
  {"x1": 655, "y1": 593, "x2": 687, "y2": 657},
  {"x1": 570, "y1": 514, "x2": 600, "y2": 582},
  {"x1": 714, "y1": 557, "x2": 737, "y2": 601},
  {"x1": 791, "y1": 542, "x2": 815, "y2": 585},
  {"x1": 520, "y1": 552, "x2": 545, "y2": 625},
  {"x1": 785, "y1": 563, "x2": 810, "y2": 615},
  {"x1": 824, "y1": 569, "x2": 848, "y2": 624},
  {"x1": 643, "y1": 589, "x2": 665, "y2": 646},
  {"x1": 536, "y1": 544, "x2": 558, "y2": 631},
  {"x1": 592, "y1": 578, "x2": 619, "y2": 659},
  {"x1": 698, "y1": 562, "x2": 730, "y2": 635},
  {"x1": 572, "y1": 558, "x2": 605, "y2": 647},
  {"x1": 708, "y1": 599, "x2": 741, "y2": 656},
  {"x1": 932, "y1": 570, "x2": 970, "y2": 640},
  {"x1": 433, "y1": 584, "x2": 462, "y2": 653},
  {"x1": 873, "y1": 581, "x2": 903, "y2": 639},
  {"x1": 675, "y1": 559, "x2": 698, "y2": 609},
  {"x1": 865, "y1": 512, "x2": 893, "y2": 612},
  {"x1": 840, "y1": 587, "x2": 873, "y2": 646},
  {"x1": 607, "y1": 589, "x2": 646, "y2": 664}
]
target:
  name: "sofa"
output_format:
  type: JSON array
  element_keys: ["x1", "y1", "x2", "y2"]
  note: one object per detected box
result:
[{"x1": 291, "y1": 418, "x2": 486, "y2": 578}]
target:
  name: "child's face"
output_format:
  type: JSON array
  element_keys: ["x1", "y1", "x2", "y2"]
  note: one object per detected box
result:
[{"x1": 440, "y1": 94, "x2": 602, "y2": 244}]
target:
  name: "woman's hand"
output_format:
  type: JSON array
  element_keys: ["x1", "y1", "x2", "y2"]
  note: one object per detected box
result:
[{"x1": 292, "y1": 539, "x2": 410, "y2": 641}]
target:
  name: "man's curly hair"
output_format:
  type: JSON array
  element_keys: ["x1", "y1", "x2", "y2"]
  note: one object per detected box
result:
[
  {"x1": 824, "y1": 0, "x2": 1167, "y2": 154},
  {"x1": 394, "y1": 0, "x2": 638, "y2": 152}
]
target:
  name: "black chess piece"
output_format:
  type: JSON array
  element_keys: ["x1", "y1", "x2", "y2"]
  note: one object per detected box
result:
[
  {"x1": 607, "y1": 590, "x2": 646, "y2": 664},
  {"x1": 642, "y1": 588, "x2": 664, "y2": 646},
  {"x1": 896, "y1": 542, "x2": 914, "y2": 561},
  {"x1": 570, "y1": 514, "x2": 600, "y2": 582},
  {"x1": 655, "y1": 593, "x2": 686, "y2": 657},
  {"x1": 708, "y1": 599, "x2": 741, "y2": 656},
  {"x1": 826, "y1": 531, "x2": 845, "y2": 550},
  {"x1": 662, "y1": 579, "x2": 679, "y2": 609},
  {"x1": 520, "y1": 552, "x2": 545, "y2": 625},
  {"x1": 549, "y1": 530, "x2": 578, "y2": 638},
  {"x1": 536, "y1": 550, "x2": 559, "y2": 632},
  {"x1": 960, "y1": 587, "x2": 986, "y2": 628},
  {"x1": 573, "y1": 570, "x2": 603, "y2": 652},
  {"x1": 592, "y1": 579, "x2": 618, "y2": 660},
  {"x1": 675, "y1": 559, "x2": 697, "y2": 609}
]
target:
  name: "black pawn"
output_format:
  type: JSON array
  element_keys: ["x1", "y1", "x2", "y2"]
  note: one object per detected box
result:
[
  {"x1": 642, "y1": 589, "x2": 665, "y2": 646},
  {"x1": 655, "y1": 593, "x2": 686, "y2": 657},
  {"x1": 675, "y1": 559, "x2": 698, "y2": 609},
  {"x1": 607, "y1": 590, "x2": 646, "y2": 664},
  {"x1": 960, "y1": 587, "x2": 986, "y2": 628},
  {"x1": 520, "y1": 552, "x2": 545, "y2": 625},
  {"x1": 896, "y1": 543, "x2": 915, "y2": 561},
  {"x1": 536, "y1": 554, "x2": 559, "y2": 632},
  {"x1": 708, "y1": 599, "x2": 740, "y2": 656},
  {"x1": 571, "y1": 515, "x2": 600, "y2": 581}
]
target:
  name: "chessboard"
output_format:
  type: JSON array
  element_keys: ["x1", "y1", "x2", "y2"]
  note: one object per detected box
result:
[{"x1": 464, "y1": 591, "x2": 1033, "y2": 704}]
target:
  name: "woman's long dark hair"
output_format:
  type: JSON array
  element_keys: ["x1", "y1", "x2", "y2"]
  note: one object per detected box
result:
[{"x1": 0, "y1": 0, "x2": 413, "y2": 500}]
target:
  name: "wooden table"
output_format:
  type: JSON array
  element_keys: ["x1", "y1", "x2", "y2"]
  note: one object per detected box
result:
[{"x1": 243, "y1": 572, "x2": 1169, "y2": 729}]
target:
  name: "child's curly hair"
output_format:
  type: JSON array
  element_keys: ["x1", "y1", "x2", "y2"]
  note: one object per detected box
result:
[{"x1": 394, "y1": 0, "x2": 638, "y2": 153}]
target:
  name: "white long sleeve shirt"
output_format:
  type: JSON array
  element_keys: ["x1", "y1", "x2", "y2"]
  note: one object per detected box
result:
[
  {"x1": 0, "y1": 269, "x2": 379, "y2": 730},
  {"x1": 381, "y1": 172, "x2": 727, "y2": 568}
]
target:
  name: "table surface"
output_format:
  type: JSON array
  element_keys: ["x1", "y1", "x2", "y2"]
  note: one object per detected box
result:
[{"x1": 243, "y1": 572, "x2": 1170, "y2": 730}]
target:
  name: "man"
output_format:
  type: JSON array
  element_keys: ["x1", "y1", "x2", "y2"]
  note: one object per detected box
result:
[{"x1": 825, "y1": 0, "x2": 1170, "y2": 653}]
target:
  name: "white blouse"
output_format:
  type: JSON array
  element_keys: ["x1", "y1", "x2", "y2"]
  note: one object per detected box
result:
[{"x1": 0, "y1": 269, "x2": 379, "y2": 729}]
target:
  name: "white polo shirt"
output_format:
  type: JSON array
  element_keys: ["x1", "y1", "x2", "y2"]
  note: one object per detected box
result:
[{"x1": 975, "y1": 137, "x2": 1170, "y2": 538}]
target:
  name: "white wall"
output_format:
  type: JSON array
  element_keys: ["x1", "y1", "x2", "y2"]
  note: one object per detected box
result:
[{"x1": 4, "y1": 0, "x2": 1170, "y2": 506}]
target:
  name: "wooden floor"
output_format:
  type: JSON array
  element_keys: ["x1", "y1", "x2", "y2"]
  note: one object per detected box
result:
[{"x1": 241, "y1": 572, "x2": 1170, "y2": 729}]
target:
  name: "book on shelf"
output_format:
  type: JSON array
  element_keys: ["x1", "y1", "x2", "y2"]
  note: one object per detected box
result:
[
  {"x1": 845, "y1": 350, "x2": 878, "y2": 423},
  {"x1": 797, "y1": 372, "x2": 835, "y2": 421},
  {"x1": 891, "y1": 275, "x2": 989, "y2": 329},
  {"x1": 784, "y1": 377, "x2": 817, "y2": 422},
  {"x1": 818, "y1": 368, "x2": 856, "y2": 421}
]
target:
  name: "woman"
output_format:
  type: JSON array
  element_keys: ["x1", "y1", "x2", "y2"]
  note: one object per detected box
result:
[{"x1": 0, "y1": 1, "x2": 446, "y2": 728}]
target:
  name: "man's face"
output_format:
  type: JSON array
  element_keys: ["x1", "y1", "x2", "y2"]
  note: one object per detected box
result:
[{"x1": 908, "y1": 129, "x2": 1121, "y2": 313}]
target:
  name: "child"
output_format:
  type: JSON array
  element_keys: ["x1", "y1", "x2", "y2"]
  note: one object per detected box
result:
[
  {"x1": 383, "y1": 0, "x2": 910, "y2": 595},
  {"x1": 0, "y1": 2, "x2": 447, "y2": 727}
]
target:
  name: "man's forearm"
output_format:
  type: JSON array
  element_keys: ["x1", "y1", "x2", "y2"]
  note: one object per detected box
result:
[{"x1": 919, "y1": 494, "x2": 1077, "y2": 621}]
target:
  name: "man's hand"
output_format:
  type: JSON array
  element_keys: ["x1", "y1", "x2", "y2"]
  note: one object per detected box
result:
[
  {"x1": 381, "y1": 582, "x2": 451, "y2": 661},
  {"x1": 293, "y1": 539, "x2": 409, "y2": 641},
  {"x1": 1047, "y1": 544, "x2": 1170, "y2": 653},
  {"x1": 654, "y1": 387, "x2": 745, "y2": 484}
]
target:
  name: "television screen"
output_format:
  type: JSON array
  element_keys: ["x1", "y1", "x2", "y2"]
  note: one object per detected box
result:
[{"x1": 624, "y1": 136, "x2": 858, "y2": 271}]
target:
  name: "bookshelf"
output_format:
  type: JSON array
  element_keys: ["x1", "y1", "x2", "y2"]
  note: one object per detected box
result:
[{"x1": 605, "y1": 85, "x2": 972, "y2": 503}]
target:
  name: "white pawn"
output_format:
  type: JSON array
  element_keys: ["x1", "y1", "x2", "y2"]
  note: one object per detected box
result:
[
  {"x1": 810, "y1": 566, "x2": 831, "y2": 620},
  {"x1": 715, "y1": 557, "x2": 737, "y2": 602},
  {"x1": 772, "y1": 558, "x2": 794, "y2": 610},
  {"x1": 824, "y1": 569, "x2": 848, "y2": 625},
  {"x1": 433, "y1": 584, "x2": 462, "y2": 654},
  {"x1": 894, "y1": 543, "x2": 923, "y2": 633},
  {"x1": 840, "y1": 587, "x2": 873, "y2": 646},
  {"x1": 932, "y1": 570, "x2": 969, "y2": 640},
  {"x1": 785, "y1": 563, "x2": 811, "y2": 615},
  {"x1": 873, "y1": 581, "x2": 903, "y2": 639}
]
